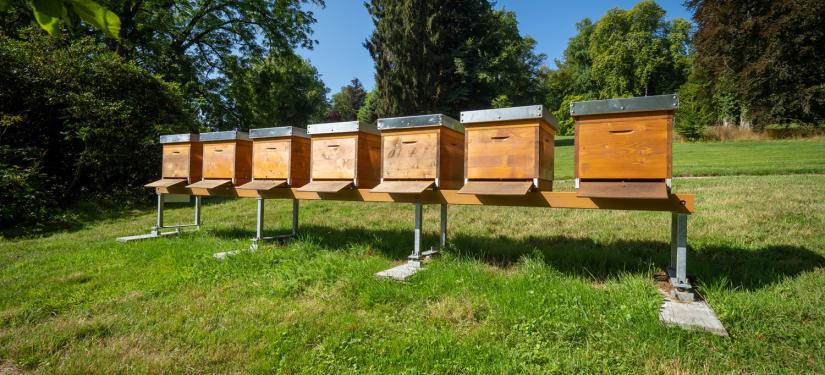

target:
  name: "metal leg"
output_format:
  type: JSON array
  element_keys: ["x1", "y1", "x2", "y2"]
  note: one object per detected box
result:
[
  {"x1": 152, "y1": 194, "x2": 164, "y2": 235},
  {"x1": 251, "y1": 198, "x2": 265, "y2": 250},
  {"x1": 194, "y1": 196, "x2": 202, "y2": 228},
  {"x1": 668, "y1": 213, "x2": 694, "y2": 301},
  {"x1": 439, "y1": 203, "x2": 447, "y2": 248},
  {"x1": 291, "y1": 199, "x2": 299, "y2": 236},
  {"x1": 408, "y1": 202, "x2": 423, "y2": 265}
]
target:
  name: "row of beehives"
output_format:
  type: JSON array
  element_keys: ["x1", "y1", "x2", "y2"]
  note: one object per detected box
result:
[{"x1": 148, "y1": 95, "x2": 678, "y2": 198}]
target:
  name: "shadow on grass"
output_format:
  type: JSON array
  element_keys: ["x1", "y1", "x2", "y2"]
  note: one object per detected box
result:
[
  {"x1": 1, "y1": 196, "x2": 235, "y2": 239},
  {"x1": 211, "y1": 224, "x2": 825, "y2": 291}
]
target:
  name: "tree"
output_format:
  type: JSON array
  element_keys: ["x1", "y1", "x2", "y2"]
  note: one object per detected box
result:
[
  {"x1": 326, "y1": 78, "x2": 367, "y2": 121},
  {"x1": 0, "y1": 0, "x2": 120, "y2": 38},
  {"x1": 364, "y1": 0, "x2": 546, "y2": 118},
  {"x1": 357, "y1": 91, "x2": 379, "y2": 124},
  {"x1": 226, "y1": 52, "x2": 327, "y2": 129},
  {"x1": 0, "y1": 29, "x2": 195, "y2": 226},
  {"x1": 687, "y1": 0, "x2": 825, "y2": 127}
]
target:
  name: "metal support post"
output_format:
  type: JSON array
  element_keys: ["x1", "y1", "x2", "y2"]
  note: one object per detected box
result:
[
  {"x1": 251, "y1": 197, "x2": 265, "y2": 250},
  {"x1": 291, "y1": 199, "x2": 299, "y2": 236},
  {"x1": 668, "y1": 213, "x2": 694, "y2": 301},
  {"x1": 439, "y1": 203, "x2": 447, "y2": 248},
  {"x1": 408, "y1": 202, "x2": 423, "y2": 266},
  {"x1": 194, "y1": 196, "x2": 202, "y2": 229},
  {"x1": 152, "y1": 194, "x2": 165, "y2": 235}
]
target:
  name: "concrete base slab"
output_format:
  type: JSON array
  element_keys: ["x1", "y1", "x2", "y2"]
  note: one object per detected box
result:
[
  {"x1": 213, "y1": 250, "x2": 243, "y2": 261},
  {"x1": 375, "y1": 262, "x2": 422, "y2": 281},
  {"x1": 116, "y1": 231, "x2": 179, "y2": 243},
  {"x1": 659, "y1": 297, "x2": 728, "y2": 336}
]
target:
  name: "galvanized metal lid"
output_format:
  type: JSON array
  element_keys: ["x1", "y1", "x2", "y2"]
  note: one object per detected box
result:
[
  {"x1": 159, "y1": 133, "x2": 199, "y2": 144},
  {"x1": 199, "y1": 130, "x2": 250, "y2": 142},
  {"x1": 460, "y1": 105, "x2": 559, "y2": 131},
  {"x1": 377, "y1": 114, "x2": 463, "y2": 133},
  {"x1": 307, "y1": 120, "x2": 378, "y2": 135},
  {"x1": 249, "y1": 126, "x2": 308, "y2": 139},
  {"x1": 570, "y1": 94, "x2": 679, "y2": 116}
]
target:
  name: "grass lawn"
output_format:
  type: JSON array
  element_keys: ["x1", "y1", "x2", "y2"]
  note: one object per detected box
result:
[{"x1": 1, "y1": 139, "x2": 824, "y2": 372}]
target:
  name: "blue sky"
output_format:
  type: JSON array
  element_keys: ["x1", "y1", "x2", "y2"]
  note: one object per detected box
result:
[{"x1": 297, "y1": 1, "x2": 692, "y2": 95}]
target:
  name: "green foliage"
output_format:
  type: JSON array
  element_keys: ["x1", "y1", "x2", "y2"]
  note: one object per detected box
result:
[
  {"x1": 226, "y1": 53, "x2": 328, "y2": 129},
  {"x1": 687, "y1": 0, "x2": 825, "y2": 127},
  {"x1": 552, "y1": 95, "x2": 591, "y2": 136},
  {"x1": 326, "y1": 78, "x2": 367, "y2": 121},
  {"x1": 0, "y1": 29, "x2": 195, "y2": 227},
  {"x1": 20, "y1": 0, "x2": 121, "y2": 38},
  {"x1": 357, "y1": 91, "x2": 379, "y2": 124},
  {"x1": 365, "y1": 0, "x2": 546, "y2": 118}
]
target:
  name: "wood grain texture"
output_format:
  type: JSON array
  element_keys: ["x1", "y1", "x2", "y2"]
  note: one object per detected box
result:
[
  {"x1": 381, "y1": 129, "x2": 439, "y2": 179},
  {"x1": 370, "y1": 180, "x2": 433, "y2": 194},
  {"x1": 145, "y1": 178, "x2": 187, "y2": 188},
  {"x1": 233, "y1": 140, "x2": 253, "y2": 185},
  {"x1": 237, "y1": 180, "x2": 287, "y2": 191},
  {"x1": 463, "y1": 119, "x2": 554, "y2": 186},
  {"x1": 438, "y1": 127, "x2": 465, "y2": 189},
  {"x1": 290, "y1": 137, "x2": 311, "y2": 187},
  {"x1": 162, "y1": 144, "x2": 191, "y2": 179},
  {"x1": 458, "y1": 180, "x2": 533, "y2": 195},
  {"x1": 157, "y1": 186, "x2": 694, "y2": 213},
  {"x1": 185, "y1": 179, "x2": 231, "y2": 189},
  {"x1": 356, "y1": 132, "x2": 381, "y2": 188},
  {"x1": 577, "y1": 181, "x2": 669, "y2": 199},
  {"x1": 311, "y1": 134, "x2": 357, "y2": 179},
  {"x1": 203, "y1": 142, "x2": 236, "y2": 179},
  {"x1": 296, "y1": 180, "x2": 353, "y2": 193},
  {"x1": 575, "y1": 111, "x2": 672, "y2": 179},
  {"x1": 252, "y1": 139, "x2": 291, "y2": 179}
]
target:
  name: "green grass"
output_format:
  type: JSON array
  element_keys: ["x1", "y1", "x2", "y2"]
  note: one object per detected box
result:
[
  {"x1": 553, "y1": 136, "x2": 825, "y2": 180},
  {"x1": 1, "y1": 139, "x2": 825, "y2": 372}
]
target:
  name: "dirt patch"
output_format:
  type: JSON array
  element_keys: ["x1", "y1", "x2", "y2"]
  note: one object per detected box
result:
[{"x1": 0, "y1": 361, "x2": 22, "y2": 375}]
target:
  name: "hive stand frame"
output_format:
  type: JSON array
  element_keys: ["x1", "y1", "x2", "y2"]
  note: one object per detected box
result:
[
  {"x1": 250, "y1": 198, "x2": 300, "y2": 250},
  {"x1": 669, "y1": 213, "x2": 693, "y2": 301},
  {"x1": 116, "y1": 193, "x2": 202, "y2": 242},
  {"x1": 374, "y1": 203, "x2": 448, "y2": 280}
]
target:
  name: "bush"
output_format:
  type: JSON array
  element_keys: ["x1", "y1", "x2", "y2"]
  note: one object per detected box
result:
[{"x1": 0, "y1": 29, "x2": 196, "y2": 229}]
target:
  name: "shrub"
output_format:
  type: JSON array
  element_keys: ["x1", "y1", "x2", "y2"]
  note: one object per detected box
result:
[{"x1": 0, "y1": 29, "x2": 196, "y2": 229}]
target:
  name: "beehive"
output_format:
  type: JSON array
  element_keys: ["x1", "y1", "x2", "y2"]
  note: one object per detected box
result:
[
  {"x1": 186, "y1": 131, "x2": 252, "y2": 189},
  {"x1": 297, "y1": 121, "x2": 381, "y2": 192},
  {"x1": 571, "y1": 94, "x2": 678, "y2": 199},
  {"x1": 458, "y1": 105, "x2": 559, "y2": 195},
  {"x1": 145, "y1": 133, "x2": 202, "y2": 189},
  {"x1": 235, "y1": 126, "x2": 310, "y2": 191},
  {"x1": 371, "y1": 114, "x2": 464, "y2": 194}
]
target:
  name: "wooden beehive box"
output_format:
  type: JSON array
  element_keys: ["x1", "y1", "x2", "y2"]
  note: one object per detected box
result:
[
  {"x1": 186, "y1": 131, "x2": 252, "y2": 189},
  {"x1": 145, "y1": 133, "x2": 202, "y2": 189},
  {"x1": 235, "y1": 126, "x2": 311, "y2": 191},
  {"x1": 371, "y1": 114, "x2": 464, "y2": 194},
  {"x1": 297, "y1": 121, "x2": 381, "y2": 192},
  {"x1": 458, "y1": 105, "x2": 559, "y2": 195},
  {"x1": 571, "y1": 94, "x2": 678, "y2": 199}
]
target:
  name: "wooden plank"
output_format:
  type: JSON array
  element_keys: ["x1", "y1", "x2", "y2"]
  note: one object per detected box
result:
[
  {"x1": 290, "y1": 137, "x2": 311, "y2": 187},
  {"x1": 145, "y1": 178, "x2": 187, "y2": 188},
  {"x1": 370, "y1": 180, "x2": 434, "y2": 194},
  {"x1": 465, "y1": 124, "x2": 536, "y2": 179},
  {"x1": 203, "y1": 142, "x2": 236, "y2": 179},
  {"x1": 252, "y1": 139, "x2": 291, "y2": 179},
  {"x1": 297, "y1": 180, "x2": 353, "y2": 193},
  {"x1": 576, "y1": 112, "x2": 671, "y2": 179},
  {"x1": 438, "y1": 127, "x2": 465, "y2": 189},
  {"x1": 381, "y1": 130, "x2": 439, "y2": 179},
  {"x1": 577, "y1": 181, "x2": 669, "y2": 199},
  {"x1": 237, "y1": 180, "x2": 287, "y2": 191},
  {"x1": 234, "y1": 140, "x2": 253, "y2": 184},
  {"x1": 356, "y1": 132, "x2": 382, "y2": 188},
  {"x1": 458, "y1": 181, "x2": 533, "y2": 195},
  {"x1": 311, "y1": 135, "x2": 357, "y2": 179},
  {"x1": 155, "y1": 186, "x2": 694, "y2": 213},
  {"x1": 186, "y1": 179, "x2": 232, "y2": 189},
  {"x1": 161, "y1": 144, "x2": 191, "y2": 179}
]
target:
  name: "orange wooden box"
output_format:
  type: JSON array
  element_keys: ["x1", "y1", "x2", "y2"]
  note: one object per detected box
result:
[
  {"x1": 233, "y1": 127, "x2": 311, "y2": 191},
  {"x1": 186, "y1": 131, "x2": 252, "y2": 189},
  {"x1": 571, "y1": 94, "x2": 678, "y2": 199},
  {"x1": 145, "y1": 134, "x2": 202, "y2": 189},
  {"x1": 371, "y1": 114, "x2": 464, "y2": 194},
  {"x1": 458, "y1": 105, "x2": 559, "y2": 195},
  {"x1": 297, "y1": 121, "x2": 381, "y2": 193}
]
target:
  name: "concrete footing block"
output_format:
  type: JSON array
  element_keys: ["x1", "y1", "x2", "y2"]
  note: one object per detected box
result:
[
  {"x1": 659, "y1": 297, "x2": 728, "y2": 336},
  {"x1": 375, "y1": 262, "x2": 422, "y2": 281}
]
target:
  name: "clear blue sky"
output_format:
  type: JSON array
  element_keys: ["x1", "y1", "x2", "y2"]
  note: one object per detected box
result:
[{"x1": 297, "y1": 1, "x2": 692, "y2": 95}]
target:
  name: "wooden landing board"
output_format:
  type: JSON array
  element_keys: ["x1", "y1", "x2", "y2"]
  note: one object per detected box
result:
[
  {"x1": 370, "y1": 180, "x2": 434, "y2": 194},
  {"x1": 297, "y1": 180, "x2": 353, "y2": 193},
  {"x1": 155, "y1": 186, "x2": 694, "y2": 213},
  {"x1": 186, "y1": 179, "x2": 231, "y2": 189},
  {"x1": 577, "y1": 181, "x2": 669, "y2": 199},
  {"x1": 237, "y1": 180, "x2": 286, "y2": 191},
  {"x1": 145, "y1": 178, "x2": 187, "y2": 188},
  {"x1": 458, "y1": 181, "x2": 533, "y2": 195}
]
